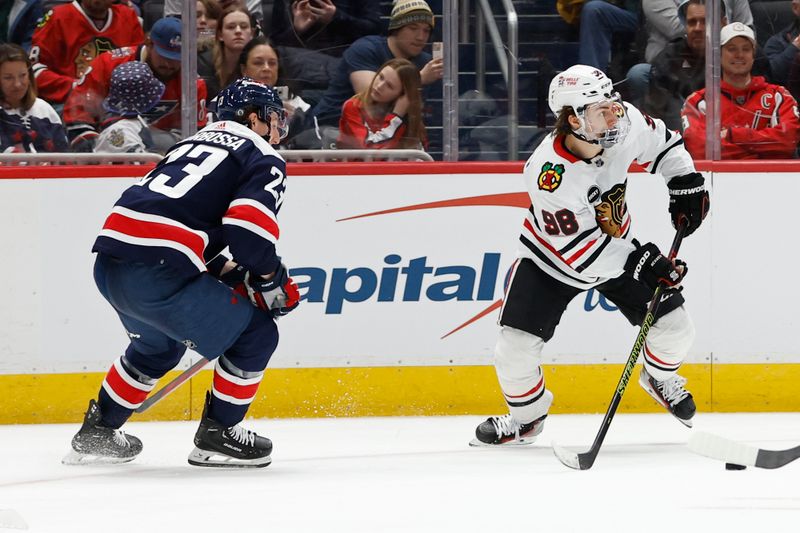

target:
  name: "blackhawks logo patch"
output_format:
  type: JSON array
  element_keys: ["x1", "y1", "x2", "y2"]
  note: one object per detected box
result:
[{"x1": 538, "y1": 162, "x2": 564, "y2": 192}]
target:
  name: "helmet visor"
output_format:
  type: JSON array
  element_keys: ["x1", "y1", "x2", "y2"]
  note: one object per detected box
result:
[{"x1": 580, "y1": 97, "x2": 630, "y2": 147}]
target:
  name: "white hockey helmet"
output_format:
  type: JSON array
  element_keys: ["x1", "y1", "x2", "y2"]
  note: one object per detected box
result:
[
  {"x1": 548, "y1": 65, "x2": 615, "y2": 115},
  {"x1": 548, "y1": 65, "x2": 629, "y2": 148}
]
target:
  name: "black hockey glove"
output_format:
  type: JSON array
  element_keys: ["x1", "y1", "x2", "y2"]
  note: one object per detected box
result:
[
  {"x1": 624, "y1": 242, "x2": 686, "y2": 291},
  {"x1": 241, "y1": 264, "x2": 300, "y2": 318},
  {"x1": 667, "y1": 172, "x2": 709, "y2": 236}
]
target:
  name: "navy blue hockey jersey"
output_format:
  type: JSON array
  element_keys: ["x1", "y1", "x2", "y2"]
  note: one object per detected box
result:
[{"x1": 93, "y1": 121, "x2": 286, "y2": 277}]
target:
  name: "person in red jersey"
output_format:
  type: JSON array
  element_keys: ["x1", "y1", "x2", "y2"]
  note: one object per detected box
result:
[
  {"x1": 29, "y1": 0, "x2": 144, "y2": 104},
  {"x1": 682, "y1": 22, "x2": 800, "y2": 160},
  {"x1": 337, "y1": 57, "x2": 426, "y2": 150},
  {"x1": 63, "y1": 17, "x2": 208, "y2": 152}
]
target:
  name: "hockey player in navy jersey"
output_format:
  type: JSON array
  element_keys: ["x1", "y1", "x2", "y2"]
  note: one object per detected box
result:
[
  {"x1": 63, "y1": 78, "x2": 299, "y2": 468},
  {"x1": 472, "y1": 65, "x2": 710, "y2": 446}
]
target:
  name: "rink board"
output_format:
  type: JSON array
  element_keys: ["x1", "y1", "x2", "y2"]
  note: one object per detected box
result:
[{"x1": 1, "y1": 161, "x2": 799, "y2": 423}]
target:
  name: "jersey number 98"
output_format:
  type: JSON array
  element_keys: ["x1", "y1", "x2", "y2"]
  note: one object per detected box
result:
[{"x1": 542, "y1": 208, "x2": 578, "y2": 236}]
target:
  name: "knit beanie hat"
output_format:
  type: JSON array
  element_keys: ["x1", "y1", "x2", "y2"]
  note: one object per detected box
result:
[{"x1": 388, "y1": 0, "x2": 434, "y2": 31}]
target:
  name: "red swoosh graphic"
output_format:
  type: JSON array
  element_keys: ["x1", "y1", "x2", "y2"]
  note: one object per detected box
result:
[
  {"x1": 338, "y1": 192, "x2": 528, "y2": 339},
  {"x1": 336, "y1": 192, "x2": 529, "y2": 222},
  {"x1": 441, "y1": 299, "x2": 503, "y2": 339}
]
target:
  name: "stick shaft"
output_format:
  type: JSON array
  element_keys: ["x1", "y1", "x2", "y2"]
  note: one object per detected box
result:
[
  {"x1": 134, "y1": 358, "x2": 210, "y2": 414},
  {"x1": 576, "y1": 223, "x2": 687, "y2": 469}
]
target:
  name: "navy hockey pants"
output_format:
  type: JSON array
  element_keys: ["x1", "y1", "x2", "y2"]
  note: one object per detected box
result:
[{"x1": 93, "y1": 253, "x2": 278, "y2": 428}]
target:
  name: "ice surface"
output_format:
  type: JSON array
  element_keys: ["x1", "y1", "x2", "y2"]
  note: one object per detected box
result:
[{"x1": 0, "y1": 413, "x2": 798, "y2": 533}]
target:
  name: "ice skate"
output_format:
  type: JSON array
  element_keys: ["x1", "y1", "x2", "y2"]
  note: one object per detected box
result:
[
  {"x1": 62, "y1": 399, "x2": 142, "y2": 465},
  {"x1": 188, "y1": 393, "x2": 272, "y2": 468},
  {"x1": 470, "y1": 413, "x2": 548, "y2": 447},
  {"x1": 639, "y1": 367, "x2": 696, "y2": 427}
]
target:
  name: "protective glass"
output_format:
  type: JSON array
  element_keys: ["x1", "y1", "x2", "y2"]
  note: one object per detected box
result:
[{"x1": 580, "y1": 97, "x2": 630, "y2": 148}]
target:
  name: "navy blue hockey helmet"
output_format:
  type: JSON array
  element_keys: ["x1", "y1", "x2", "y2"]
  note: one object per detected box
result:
[{"x1": 216, "y1": 77, "x2": 288, "y2": 140}]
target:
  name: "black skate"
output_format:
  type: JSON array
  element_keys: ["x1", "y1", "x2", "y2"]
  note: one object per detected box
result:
[
  {"x1": 62, "y1": 399, "x2": 142, "y2": 465},
  {"x1": 470, "y1": 413, "x2": 547, "y2": 447},
  {"x1": 187, "y1": 393, "x2": 272, "y2": 468},
  {"x1": 639, "y1": 368, "x2": 696, "y2": 427}
]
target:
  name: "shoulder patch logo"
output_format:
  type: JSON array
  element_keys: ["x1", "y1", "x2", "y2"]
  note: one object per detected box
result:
[
  {"x1": 36, "y1": 10, "x2": 53, "y2": 29},
  {"x1": 538, "y1": 162, "x2": 564, "y2": 192}
]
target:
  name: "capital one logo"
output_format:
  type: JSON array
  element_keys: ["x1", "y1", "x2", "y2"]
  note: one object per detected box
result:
[{"x1": 292, "y1": 192, "x2": 617, "y2": 338}]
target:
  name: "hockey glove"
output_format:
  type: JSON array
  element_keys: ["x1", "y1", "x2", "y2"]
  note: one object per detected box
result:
[
  {"x1": 624, "y1": 242, "x2": 686, "y2": 291},
  {"x1": 242, "y1": 264, "x2": 300, "y2": 318},
  {"x1": 667, "y1": 172, "x2": 709, "y2": 236}
]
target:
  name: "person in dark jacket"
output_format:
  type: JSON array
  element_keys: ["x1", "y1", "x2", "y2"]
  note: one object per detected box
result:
[
  {"x1": 1, "y1": 0, "x2": 43, "y2": 50},
  {"x1": 763, "y1": 0, "x2": 800, "y2": 102}
]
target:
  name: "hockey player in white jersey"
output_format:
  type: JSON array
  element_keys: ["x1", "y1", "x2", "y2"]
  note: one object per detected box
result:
[{"x1": 473, "y1": 65, "x2": 710, "y2": 446}]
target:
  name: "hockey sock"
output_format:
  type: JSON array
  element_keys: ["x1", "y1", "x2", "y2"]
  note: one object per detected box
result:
[
  {"x1": 98, "y1": 356, "x2": 157, "y2": 428},
  {"x1": 209, "y1": 356, "x2": 264, "y2": 427}
]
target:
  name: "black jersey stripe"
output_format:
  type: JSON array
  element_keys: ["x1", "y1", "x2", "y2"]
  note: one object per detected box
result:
[
  {"x1": 528, "y1": 205, "x2": 543, "y2": 232},
  {"x1": 643, "y1": 358, "x2": 681, "y2": 373},
  {"x1": 650, "y1": 138, "x2": 685, "y2": 174},
  {"x1": 519, "y1": 234, "x2": 598, "y2": 285},
  {"x1": 558, "y1": 227, "x2": 602, "y2": 255},
  {"x1": 574, "y1": 234, "x2": 612, "y2": 273}
]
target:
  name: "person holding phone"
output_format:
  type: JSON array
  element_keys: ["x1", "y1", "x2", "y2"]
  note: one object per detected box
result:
[
  {"x1": 337, "y1": 58, "x2": 426, "y2": 150},
  {"x1": 308, "y1": 0, "x2": 443, "y2": 130},
  {"x1": 270, "y1": 0, "x2": 382, "y2": 57}
]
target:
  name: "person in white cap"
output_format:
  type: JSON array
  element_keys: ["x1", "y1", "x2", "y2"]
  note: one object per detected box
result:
[{"x1": 682, "y1": 22, "x2": 800, "y2": 159}]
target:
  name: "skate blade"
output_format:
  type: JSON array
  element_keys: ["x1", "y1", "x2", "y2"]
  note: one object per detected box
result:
[
  {"x1": 469, "y1": 435, "x2": 538, "y2": 447},
  {"x1": 187, "y1": 447, "x2": 272, "y2": 468},
  {"x1": 61, "y1": 449, "x2": 137, "y2": 466},
  {"x1": 640, "y1": 386, "x2": 694, "y2": 428}
]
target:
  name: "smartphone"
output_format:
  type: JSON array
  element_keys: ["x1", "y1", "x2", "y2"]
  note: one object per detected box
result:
[
  {"x1": 275, "y1": 86, "x2": 290, "y2": 100},
  {"x1": 432, "y1": 42, "x2": 443, "y2": 61}
]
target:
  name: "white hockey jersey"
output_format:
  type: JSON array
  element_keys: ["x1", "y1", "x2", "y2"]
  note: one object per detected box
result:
[{"x1": 519, "y1": 104, "x2": 696, "y2": 289}]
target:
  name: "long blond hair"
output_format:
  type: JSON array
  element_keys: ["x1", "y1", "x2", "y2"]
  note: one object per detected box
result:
[{"x1": 357, "y1": 58, "x2": 426, "y2": 148}]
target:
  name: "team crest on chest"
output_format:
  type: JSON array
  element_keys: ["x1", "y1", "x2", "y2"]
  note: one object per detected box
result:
[{"x1": 538, "y1": 162, "x2": 565, "y2": 192}]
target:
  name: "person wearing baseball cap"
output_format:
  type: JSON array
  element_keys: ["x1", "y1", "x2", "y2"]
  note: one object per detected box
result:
[
  {"x1": 63, "y1": 16, "x2": 208, "y2": 153},
  {"x1": 681, "y1": 22, "x2": 800, "y2": 159},
  {"x1": 149, "y1": 16, "x2": 183, "y2": 62}
]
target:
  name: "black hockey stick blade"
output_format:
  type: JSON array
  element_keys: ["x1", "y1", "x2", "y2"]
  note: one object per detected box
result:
[
  {"x1": 135, "y1": 358, "x2": 210, "y2": 414},
  {"x1": 552, "y1": 222, "x2": 687, "y2": 470},
  {"x1": 689, "y1": 431, "x2": 800, "y2": 469}
]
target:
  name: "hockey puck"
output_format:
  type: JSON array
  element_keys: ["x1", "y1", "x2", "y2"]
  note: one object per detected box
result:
[{"x1": 725, "y1": 463, "x2": 747, "y2": 470}]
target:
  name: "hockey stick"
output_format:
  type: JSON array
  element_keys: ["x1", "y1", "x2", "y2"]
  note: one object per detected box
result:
[
  {"x1": 134, "y1": 358, "x2": 210, "y2": 414},
  {"x1": 552, "y1": 221, "x2": 688, "y2": 470},
  {"x1": 688, "y1": 431, "x2": 800, "y2": 469}
]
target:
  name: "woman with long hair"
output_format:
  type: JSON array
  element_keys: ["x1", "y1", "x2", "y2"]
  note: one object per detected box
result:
[
  {"x1": 337, "y1": 58, "x2": 426, "y2": 150},
  {"x1": 238, "y1": 37, "x2": 310, "y2": 131},
  {"x1": 0, "y1": 43, "x2": 68, "y2": 153},
  {"x1": 209, "y1": 5, "x2": 255, "y2": 97}
]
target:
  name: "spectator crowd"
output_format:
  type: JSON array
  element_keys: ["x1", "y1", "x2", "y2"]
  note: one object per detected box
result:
[
  {"x1": 3, "y1": 0, "x2": 800, "y2": 160},
  {"x1": 1, "y1": 0, "x2": 441, "y2": 157}
]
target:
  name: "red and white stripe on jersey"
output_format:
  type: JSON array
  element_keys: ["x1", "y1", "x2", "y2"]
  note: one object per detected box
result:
[
  {"x1": 211, "y1": 360, "x2": 263, "y2": 406},
  {"x1": 222, "y1": 198, "x2": 280, "y2": 244},
  {"x1": 643, "y1": 343, "x2": 682, "y2": 373},
  {"x1": 503, "y1": 373, "x2": 546, "y2": 407},
  {"x1": 98, "y1": 206, "x2": 209, "y2": 271},
  {"x1": 520, "y1": 209, "x2": 608, "y2": 286},
  {"x1": 101, "y1": 358, "x2": 156, "y2": 409}
]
